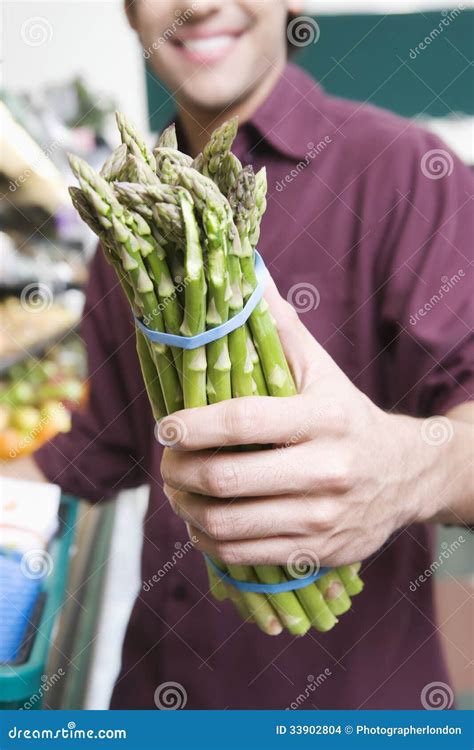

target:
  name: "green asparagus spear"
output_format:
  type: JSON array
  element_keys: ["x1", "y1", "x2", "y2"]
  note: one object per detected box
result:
[
  {"x1": 222, "y1": 564, "x2": 283, "y2": 636},
  {"x1": 201, "y1": 193, "x2": 232, "y2": 403},
  {"x1": 115, "y1": 111, "x2": 156, "y2": 171},
  {"x1": 178, "y1": 189, "x2": 207, "y2": 408},
  {"x1": 199, "y1": 117, "x2": 239, "y2": 178},
  {"x1": 316, "y1": 570, "x2": 352, "y2": 616},
  {"x1": 254, "y1": 566, "x2": 311, "y2": 636},
  {"x1": 337, "y1": 563, "x2": 364, "y2": 596},
  {"x1": 68, "y1": 154, "x2": 182, "y2": 414},
  {"x1": 282, "y1": 567, "x2": 338, "y2": 632},
  {"x1": 69, "y1": 186, "x2": 168, "y2": 419},
  {"x1": 157, "y1": 123, "x2": 178, "y2": 150},
  {"x1": 100, "y1": 143, "x2": 128, "y2": 182},
  {"x1": 124, "y1": 154, "x2": 161, "y2": 186},
  {"x1": 154, "y1": 146, "x2": 192, "y2": 174}
]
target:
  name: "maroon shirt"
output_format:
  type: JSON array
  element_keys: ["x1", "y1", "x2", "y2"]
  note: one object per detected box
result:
[{"x1": 36, "y1": 63, "x2": 474, "y2": 709}]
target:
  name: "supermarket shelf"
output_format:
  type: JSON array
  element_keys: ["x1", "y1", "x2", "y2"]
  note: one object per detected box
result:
[
  {"x1": 0, "y1": 281, "x2": 85, "y2": 300},
  {"x1": 0, "y1": 322, "x2": 81, "y2": 376}
]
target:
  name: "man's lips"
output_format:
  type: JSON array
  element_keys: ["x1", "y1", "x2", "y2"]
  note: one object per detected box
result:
[{"x1": 171, "y1": 29, "x2": 246, "y2": 64}]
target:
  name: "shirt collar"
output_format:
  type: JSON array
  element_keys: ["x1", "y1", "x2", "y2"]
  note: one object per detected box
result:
[{"x1": 245, "y1": 62, "x2": 325, "y2": 161}]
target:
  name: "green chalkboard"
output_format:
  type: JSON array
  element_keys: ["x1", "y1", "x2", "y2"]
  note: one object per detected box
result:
[{"x1": 146, "y1": 10, "x2": 473, "y2": 130}]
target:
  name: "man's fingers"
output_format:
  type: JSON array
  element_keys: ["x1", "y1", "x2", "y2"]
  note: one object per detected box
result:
[
  {"x1": 161, "y1": 442, "x2": 347, "y2": 499},
  {"x1": 164, "y1": 485, "x2": 311, "y2": 540},
  {"x1": 158, "y1": 394, "x2": 314, "y2": 451},
  {"x1": 187, "y1": 526, "x2": 325, "y2": 566}
]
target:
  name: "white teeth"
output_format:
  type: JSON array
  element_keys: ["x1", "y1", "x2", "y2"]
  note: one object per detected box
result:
[{"x1": 183, "y1": 35, "x2": 235, "y2": 54}]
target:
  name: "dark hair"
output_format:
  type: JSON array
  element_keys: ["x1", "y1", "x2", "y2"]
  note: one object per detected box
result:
[{"x1": 286, "y1": 11, "x2": 299, "y2": 57}]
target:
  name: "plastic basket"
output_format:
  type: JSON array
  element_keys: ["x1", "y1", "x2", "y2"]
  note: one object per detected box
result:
[{"x1": 0, "y1": 494, "x2": 78, "y2": 709}]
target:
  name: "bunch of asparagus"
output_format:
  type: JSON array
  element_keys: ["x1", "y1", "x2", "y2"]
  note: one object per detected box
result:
[{"x1": 68, "y1": 113, "x2": 364, "y2": 637}]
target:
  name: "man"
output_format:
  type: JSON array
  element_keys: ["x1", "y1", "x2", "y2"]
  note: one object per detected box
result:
[{"x1": 6, "y1": 1, "x2": 473, "y2": 709}]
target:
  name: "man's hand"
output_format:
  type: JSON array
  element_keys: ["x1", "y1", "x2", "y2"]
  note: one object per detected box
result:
[{"x1": 160, "y1": 279, "x2": 473, "y2": 567}]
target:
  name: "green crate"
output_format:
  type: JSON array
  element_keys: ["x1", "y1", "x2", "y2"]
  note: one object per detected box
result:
[{"x1": 0, "y1": 494, "x2": 78, "y2": 709}]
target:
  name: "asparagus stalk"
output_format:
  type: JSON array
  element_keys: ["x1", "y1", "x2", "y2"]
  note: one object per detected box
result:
[
  {"x1": 337, "y1": 563, "x2": 364, "y2": 596},
  {"x1": 100, "y1": 143, "x2": 128, "y2": 182},
  {"x1": 135, "y1": 328, "x2": 167, "y2": 421},
  {"x1": 69, "y1": 186, "x2": 168, "y2": 419},
  {"x1": 125, "y1": 209, "x2": 184, "y2": 384},
  {"x1": 226, "y1": 585, "x2": 254, "y2": 623},
  {"x1": 201, "y1": 193, "x2": 232, "y2": 403},
  {"x1": 199, "y1": 117, "x2": 239, "y2": 178},
  {"x1": 157, "y1": 123, "x2": 178, "y2": 149},
  {"x1": 178, "y1": 190, "x2": 207, "y2": 408},
  {"x1": 124, "y1": 154, "x2": 161, "y2": 186},
  {"x1": 178, "y1": 170, "x2": 234, "y2": 396},
  {"x1": 316, "y1": 570, "x2": 352, "y2": 616},
  {"x1": 205, "y1": 557, "x2": 228, "y2": 602},
  {"x1": 246, "y1": 328, "x2": 267, "y2": 395},
  {"x1": 68, "y1": 154, "x2": 182, "y2": 414},
  {"x1": 154, "y1": 146, "x2": 192, "y2": 173},
  {"x1": 248, "y1": 318, "x2": 335, "y2": 634},
  {"x1": 282, "y1": 567, "x2": 338, "y2": 632},
  {"x1": 229, "y1": 167, "x2": 296, "y2": 397},
  {"x1": 254, "y1": 566, "x2": 311, "y2": 636},
  {"x1": 215, "y1": 152, "x2": 242, "y2": 197},
  {"x1": 222, "y1": 564, "x2": 283, "y2": 636},
  {"x1": 115, "y1": 111, "x2": 156, "y2": 171},
  {"x1": 113, "y1": 181, "x2": 180, "y2": 223}
]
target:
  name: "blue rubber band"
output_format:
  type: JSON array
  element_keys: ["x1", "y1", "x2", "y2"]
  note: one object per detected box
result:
[
  {"x1": 205, "y1": 554, "x2": 331, "y2": 594},
  {"x1": 135, "y1": 251, "x2": 267, "y2": 349}
]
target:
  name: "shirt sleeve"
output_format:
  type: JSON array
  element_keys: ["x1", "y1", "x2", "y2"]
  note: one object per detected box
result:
[
  {"x1": 374, "y1": 126, "x2": 474, "y2": 417},
  {"x1": 34, "y1": 246, "x2": 155, "y2": 502}
]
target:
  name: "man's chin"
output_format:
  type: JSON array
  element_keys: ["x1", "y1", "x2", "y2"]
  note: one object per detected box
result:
[{"x1": 178, "y1": 79, "x2": 253, "y2": 114}]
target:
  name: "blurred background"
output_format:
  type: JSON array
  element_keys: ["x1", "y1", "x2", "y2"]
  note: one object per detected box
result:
[{"x1": 1, "y1": 0, "x2": 473, "y2": 710}]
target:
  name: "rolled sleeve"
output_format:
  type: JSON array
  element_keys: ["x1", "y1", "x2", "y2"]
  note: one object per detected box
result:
[
  {"x1": 35, "y1": 247, "x2": 154, "y2": 502},
  {"x1": 376, "y1": 128, "x2": 474, "y2": 417}
]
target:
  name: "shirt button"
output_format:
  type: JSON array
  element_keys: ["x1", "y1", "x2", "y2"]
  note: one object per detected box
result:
[{"x1": 172, "y1": 583, "x2": 187, "y2": 601}]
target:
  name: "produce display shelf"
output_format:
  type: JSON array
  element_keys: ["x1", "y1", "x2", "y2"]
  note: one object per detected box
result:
[
  {"x1": 0, "y1": 323, "x2": 81, "y2": 377},
  {"x1": 0, "y1": 494, "x2": 78, "y2": 709},
  {"x1": 0, "y1": 281, "x2": 85, "y2": 300}
]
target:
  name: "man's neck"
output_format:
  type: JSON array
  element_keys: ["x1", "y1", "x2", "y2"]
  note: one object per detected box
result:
[{"x1": 176, "y1": 60, "x2": 285, "y2": 156}]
